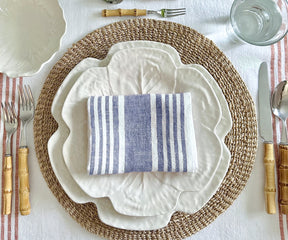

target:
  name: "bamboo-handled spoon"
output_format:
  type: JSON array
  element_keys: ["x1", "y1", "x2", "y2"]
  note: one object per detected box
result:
[{"x1": 271, "y1": 80, "x2": 288, "y2": 214}]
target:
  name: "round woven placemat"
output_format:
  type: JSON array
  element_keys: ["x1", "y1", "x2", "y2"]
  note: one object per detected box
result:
[{"x1": 33, "y1": 19, "x2": 257, "y2": 240}]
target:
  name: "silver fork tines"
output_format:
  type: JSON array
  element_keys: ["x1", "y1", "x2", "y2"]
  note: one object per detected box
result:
[
  {"x1": 148, "y1": 8, "x2": 186, "y2": 18},
  {"x1": 1, "y1": 102, "x2": 17, "y2": 155},
  {"x1": 2, "y1": 102, "x2": 17, "y2": 123},
  {"x1": 18, "y1": 85, "x2": 35, "y2": 147},
  {"x1": 19, "y1": 85, "x2": 34, "y2": 111}
]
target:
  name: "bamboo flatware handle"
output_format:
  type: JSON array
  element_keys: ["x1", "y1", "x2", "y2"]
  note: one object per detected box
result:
[
  {"x1": 3, "y1": 155, "x2": 12, "y2": 215},
  {"x1": 102, "y1": 9, "x2": 147, "y2": 17},
  {"x1": 264, "y1": 143, "x2": 276, "y2": 214},
  {"x1": 19, "y1": 147, "x2": 31, "y2": 215},
  {"x1": 279, "y1": 144, "x2": 288, "y2": 214}
]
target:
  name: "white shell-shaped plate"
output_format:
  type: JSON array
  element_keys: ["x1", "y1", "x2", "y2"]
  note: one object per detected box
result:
[
  {"x1": 61, "y1": 47, "x2": 230, "y2": 216},
  {"x1": 0, "y1": 0, "x2": 66, "y2": 77},
  {"x1": 48, "y1": 41, "x2": 232, "y2": 230}
]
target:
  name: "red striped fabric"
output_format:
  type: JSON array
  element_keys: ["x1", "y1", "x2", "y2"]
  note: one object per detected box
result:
[
  {"x1": 0, "y1": 76, "x2": 22, "y2": 240},
  {"x1": 271, "y1": 35, "x2": 288, "y2": 240}
]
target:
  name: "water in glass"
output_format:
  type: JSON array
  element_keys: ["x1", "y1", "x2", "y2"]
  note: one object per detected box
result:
[{"x1": 231, "y1": 0, "x2": 282, "y2": 43}]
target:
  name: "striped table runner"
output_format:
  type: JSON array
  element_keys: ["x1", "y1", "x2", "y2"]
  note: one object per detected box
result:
[
  {"x1": 271, "y1": 35, "x2": 288, "y2": 240},
  {"x1": 0, "y1": 74, "x2": 22, "y2": 240}
]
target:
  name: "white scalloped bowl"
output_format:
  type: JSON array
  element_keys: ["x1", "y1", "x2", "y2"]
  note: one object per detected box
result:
[{"x1": 0, "y1": 0, "x2": 66, "y2": 77}]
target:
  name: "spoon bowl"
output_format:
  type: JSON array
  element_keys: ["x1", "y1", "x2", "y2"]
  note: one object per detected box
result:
[{"x1": 271, "y1": 80, "x2": 288, "y2": 143}]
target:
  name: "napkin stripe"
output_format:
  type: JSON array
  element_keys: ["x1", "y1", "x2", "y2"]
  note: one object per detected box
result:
[
  {"x1": 101, "y1": 98, "x2": 107, "y2": 174},
  {"x1": 97, "y1": 97, "x2": 103, "y2": 175},
  {"x1": 165, "y1": 94, "x2": 172, "y2": 172},
  {"x1": 156, "y1": 94, "x2": 164, "y2": 171},
  {"x1": 150, "y1": 94, "x2": 158, "y2": 171},
  {"x1": 89, "y1": 97, "x2": 96, "y2": 175},
  {"x1": 118, "y1": 96, "x2": 125, "y2": 173},
  {"x1": 180, "y1": 93, "x2": 188, "y2": 172},
  {"x1": 173, "y1": 94, "x2": 180, "y2": 172},
  {"x1": 176, "y1": 94, "x2": 183, "y2": 172},
  {"x1": 105, "y1": 96, "x2": 110, "y2": 174},
  {"x1": 161, "y1": 94, "x2": 168, "y2": 172},
  {"x1": 112, "y1": 96, "x2": 119, "y2": 174},
  {"x1": 124, "y1": 94, "x2": 152, "y2": 173},
  {"x1": 108, "y1": 97, "x2": 114, "y2": 174}
]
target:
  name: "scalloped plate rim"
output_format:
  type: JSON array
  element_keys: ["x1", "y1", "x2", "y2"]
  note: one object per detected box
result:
[{"x1": 0, "y1": 0, "x2": 66, "y2": 77}]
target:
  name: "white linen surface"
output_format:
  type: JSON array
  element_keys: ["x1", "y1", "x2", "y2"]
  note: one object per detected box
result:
[{"x1": 0, "y1": 0, "x2": 284, "y2": 239}]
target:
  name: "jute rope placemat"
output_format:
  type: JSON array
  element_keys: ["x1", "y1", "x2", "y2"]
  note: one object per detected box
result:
[{"x1": 33, "y1": 19, "x2": 257, "y2": 240}]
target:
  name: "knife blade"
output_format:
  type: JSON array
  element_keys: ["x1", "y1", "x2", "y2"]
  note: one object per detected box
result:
[{"x1": 258, "y1": 62, "x2": 276, "y2": 214}]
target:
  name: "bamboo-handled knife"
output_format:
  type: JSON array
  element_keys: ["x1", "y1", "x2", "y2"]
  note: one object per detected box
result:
[{"x1": 258, "y1": 62, "x2": 276, "y2": 214}]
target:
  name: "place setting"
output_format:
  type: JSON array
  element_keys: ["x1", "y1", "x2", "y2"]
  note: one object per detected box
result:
[
  {"x1": 33, "y1": 16, "x2": 258, "y2": 239},
  {"x1": 0, "y1": 0, "x2": 288, "y2": 239},
  {"x1": 47, "y1": 40, "x2": 233, "y2": 229}
]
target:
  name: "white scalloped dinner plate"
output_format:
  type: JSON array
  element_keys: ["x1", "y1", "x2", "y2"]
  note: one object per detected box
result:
[
  {"x1": 48, "y1": 41, "x2": 232, "y2": 230},
  {"x1": 62, "y1": 48, "x2": 223, "y2": 216},
  {"x1": 0, "y1": 0, "x2": 66, "y2": 77}
]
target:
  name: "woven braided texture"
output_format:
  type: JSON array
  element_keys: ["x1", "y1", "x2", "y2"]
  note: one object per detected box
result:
[{"x1": 33, "y1": 19, "x2": 257, "y2": 240}]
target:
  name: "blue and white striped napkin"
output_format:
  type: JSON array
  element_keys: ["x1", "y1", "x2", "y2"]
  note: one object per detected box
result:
[{"x1": 87, "y1": 93, "x2": 198, "y2": 175}]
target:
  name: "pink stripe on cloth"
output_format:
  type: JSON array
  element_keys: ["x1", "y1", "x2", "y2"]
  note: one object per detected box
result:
[
  {"x1": 0, "y1": 73, "x2": 4, "y2": 240},
  {"x1": 284, "y1": 36, "x2": 288, "y2": 238},
  {"x1": 14, "y1": 77, "x2": 22, "y2": 240},
  {"x1": 1, "y1": 75, "x2": 11, "y2": 240},
  {"x1": 270, "y1": 36, "x2": 288, "y2": 240},
  {"x1": 5, "y1": 77, "x2": 11, "y2": 240},
  {"x1": 0, "y1": 75, "x2": 21, "y2": 240},
  {"x1": 270, "y1": 41, "x2": 281, "y2": 240}
]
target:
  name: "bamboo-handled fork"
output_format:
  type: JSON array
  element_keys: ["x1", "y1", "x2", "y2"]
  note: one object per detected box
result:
[
  {"x1": 102, "y1": 8, "x2": 186, "y2": 17},
  {"x1": 1, "y1": 102, "x2": 17, "y2": 215},
  {"x1": 18, "y1": 85, "x2": 34, "y2": 215}
]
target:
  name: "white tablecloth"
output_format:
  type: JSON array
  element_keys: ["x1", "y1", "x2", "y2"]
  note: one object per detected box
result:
[{"x1": 0, "y1": 0, "x2": 286, "y2": 239}]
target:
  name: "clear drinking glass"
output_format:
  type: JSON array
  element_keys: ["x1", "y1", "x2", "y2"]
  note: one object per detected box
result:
[{"x1": 228, "y1": 0, "x2": 288, "y2": 46}]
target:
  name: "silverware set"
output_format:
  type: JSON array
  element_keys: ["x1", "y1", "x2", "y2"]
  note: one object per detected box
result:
[
  {"x1": 1, "y1": 85, "x2": 34, "y2": 215},
  {"x1": 258, "y1": 62, "x2": 288, "y2": 215}
]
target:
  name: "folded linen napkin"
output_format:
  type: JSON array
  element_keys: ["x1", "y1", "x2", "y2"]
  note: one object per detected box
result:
[{"x1": 87, "y1": 93, "x2": 198, "y2": 175}]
